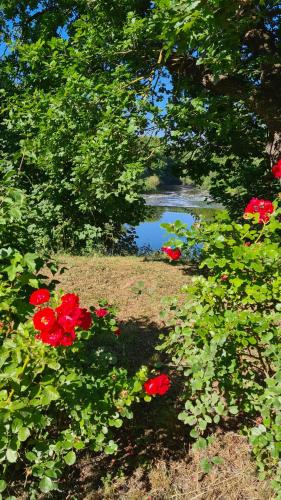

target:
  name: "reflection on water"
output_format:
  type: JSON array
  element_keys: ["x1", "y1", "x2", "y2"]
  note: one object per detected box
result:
[
  {"x1": 135, "y1": 209, "x2": 194, "y2": 251},
  {"x1": 131, "y1": 186, "x2": 222, "y2": 251},
  {"x1": 135, "y1": 206, "x2": 219, "y2": 251}
]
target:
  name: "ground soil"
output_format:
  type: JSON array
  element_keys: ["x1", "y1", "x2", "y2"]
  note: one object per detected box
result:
[{"x1": 54, "y1": 255, "x2": 274, "y2": 500}]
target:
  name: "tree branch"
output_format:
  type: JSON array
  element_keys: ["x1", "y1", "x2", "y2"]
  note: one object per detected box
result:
[
  {"x1": 166, "y1": 52, "x2": 281, "y2": 132},
  {"x1": 166, "y1": 53, "x2": 250, "y2": 100}
]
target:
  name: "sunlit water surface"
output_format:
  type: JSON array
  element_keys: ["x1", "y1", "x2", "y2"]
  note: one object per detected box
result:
[{"x1": 134, "y1": 185, "x2": 222, "y2": 251}]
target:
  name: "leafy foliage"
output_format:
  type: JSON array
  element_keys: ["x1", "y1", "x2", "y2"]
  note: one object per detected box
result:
[
  {"x1": 160, "y1": 201, "x2": 281, "y2": 491},
  {"x1": 0, "y1": 172, "x2": 56, "y2": 327},
  {"x1": 1, "y1": 1, "x2": 281, "y2": 225},
  {"x1": 153, "y1": 0, "x2": 281, "y2": 211},
  {"x1": 163, "y1": 97, "x2": 277, "y2": 215},
  {"x1": 0, "y1": 159, "x2": 150, "y2": 498},
  {"x1": 0, "y1": 2, "x2": 155, "y2": 252},
  {"x1": 0, "y1": 170, "x2": 149, "y2": 496},
  {"x1": 0, "y1": 290, "x2": 148, "y2": 497}
]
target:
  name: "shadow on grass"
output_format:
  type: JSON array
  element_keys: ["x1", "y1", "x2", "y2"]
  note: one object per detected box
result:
[
  {"x1": 58, "y1": 316, "x2": 189, "y2": 499},
  {"x1": 61, "y1": 398, "x2": 189, "y2": 500},
  {"x1": 90, "y1": 315, "x2": 170, "y2": 374}
]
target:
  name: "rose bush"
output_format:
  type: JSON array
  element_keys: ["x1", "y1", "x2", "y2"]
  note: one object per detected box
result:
[
  {"x1": 159, "y1": 197, "x2": 281, "y2": 492},
  {"x1": 0, "y1": 286, "x2": 152, "y2": 497},
  {"x1": 0, "y1": 178, "x2": 162, "y2": 497}
]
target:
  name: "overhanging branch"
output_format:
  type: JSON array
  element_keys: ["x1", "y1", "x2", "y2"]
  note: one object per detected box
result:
[{"x1": 166, "y1": 52, "x2": 281, "y2": 132}]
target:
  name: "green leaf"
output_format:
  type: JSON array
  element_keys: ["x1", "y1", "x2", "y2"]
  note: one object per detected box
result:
[
  {"x1": 6, "y1": 449, "x2": 18, "y2": 463},
  {"x1": 104, "y1": 440, "x2": 118, "y2": 454},
  {"x1": 198, "y1": 419, "x2": 208, "y2": 431},
  {"x1": 194, "y1": 437, "x2": 207, "y2": 449},
  {"x1": 211, "y1": 456, "x2": 224, "y2": 465},
  {"x1": 190, "y1": 429, "x2": 199, "y2": 439},
  {"x1": 133, "y1": 380, "x2": 142, "y2": 392},
  {"x1": 0, "y1": 481, "x2": 6, "y2": 493},
  {"x1": 64, "y1": 451, "x2": 76, "y2": 465},
  {"x1": 200, "y1": 458, "x2": 212, "y2": 473},
  {"x1": 25, "y1": 451, "x2": 37, "y2": 462},
  {"x1": 12, "y1": 418, "x2": 23, "y2": 433},
  {"x1": 18, "y1": 427, "x2": 30, "y2": 442},
  {"x1": 41, "y1": 385, "x2": 60, "y2": 405},
  {"x1": 109, "y1": 418, "x2": 123, "y2": 428},
  {"x1": 28, "y1": 278, "x2": 39, "y2": 287},
  {"x1": 39, "y1": 477, "x2": 54, "y2": 493},
  {"x1": 248, "y1": 337, "x2": 257, "y2": 345}
]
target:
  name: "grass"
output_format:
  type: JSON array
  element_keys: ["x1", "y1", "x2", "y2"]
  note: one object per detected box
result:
[{"x1": 54, "y1": 254, "x2": 274, "y2": 499}]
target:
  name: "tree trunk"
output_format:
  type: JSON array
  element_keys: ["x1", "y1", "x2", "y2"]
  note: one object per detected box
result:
[{"x1": 266, "y1": 131, "x2": 281, "y2": 165}]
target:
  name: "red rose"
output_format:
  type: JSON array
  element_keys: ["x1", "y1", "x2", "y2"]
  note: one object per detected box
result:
[
  {"x1": 39, "y1": 327, "x2": 76, "y2": 347},
  {"x1": 57, "y1": 308, "x2": 79, "y2": 333},
  {"x1": 161, "y1": 246, "x2": 170, "y2": 254},
  {"x1": 75, "y1": 308, "x2": 92, "y2": 330},
  {"x1": 39, "y1": 325, "x2": 64, "y2": 347},
  {"x1": 114, "y1": 328, "x2": 121, "y2": 336},
  {"x1": 33, "y1": 307, "x2": 56, "y2": 332},
  {"x1": 60, "y1": 331, "x2": 76, "y2": 346},
  {"x1": 33, "y1": 293, "x2": 92, "y2": 347},
  {"x1": 55, "y1": 302, "x2": 72, "y2": 317},
  {"x1": 168, "y1": 248, "x2": 181, "y2": 261},
  {"x1": 272, "y1": 159, "x2": 281, "y2": 178},
  {"x1": 244, "y1": 198, "x2": 274, "y2": 223},
  {"x1": 61, "y1": 293, "x2": 80, "y2": 308},
  {"x1": 221, "y1": 274, "x2": 228, "y2": 281},
  {"x1": 95, "y1": 308, "x2": 109, "y2": 318},
  {"x1": 29, "y1": 288, "x2": 50, "y2": 306},
  {"x1": 57, "y1": 305, "x2": 92, "y2": 332},
  {"x1": 162, "y1": 247, "x2": 181, "y2": 261},
  {"x1": 144, "y1": 374, "x2": 171, "y2": 396}
]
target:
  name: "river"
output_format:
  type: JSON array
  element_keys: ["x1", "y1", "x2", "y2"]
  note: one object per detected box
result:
[{"x1": 134, "y1": 185, "x2": 222, "y2": 251}]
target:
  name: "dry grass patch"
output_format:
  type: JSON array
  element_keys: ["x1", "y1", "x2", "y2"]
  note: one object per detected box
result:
[
  {"x1": 56, "y1": 255, "x2": 189, "y2": 323},
  {"x1": 62, "y1": 432, "x2": 273, "y2": 500}
]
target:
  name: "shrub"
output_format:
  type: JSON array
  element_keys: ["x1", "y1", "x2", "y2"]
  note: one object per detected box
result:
[
  {"x1": 0, "y1": 288, "x2": 149, "y2": 497},
  {"x1": 0, "y1": 172, "x2": 58, "y2": 329},
  {"x1": 159, "y1": 198, "x2": 281, "y2": 491}
]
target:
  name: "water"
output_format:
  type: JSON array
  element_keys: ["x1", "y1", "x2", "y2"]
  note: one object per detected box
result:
[
  {"x1": 144, "y1": 185, "x2": 222, "y2": 209},
  {"x1": 135, "y1": 208, "x2": 194, "y2": 251},
  {"x1": 134, "y1": 185, "x2": 221, "y2": 251}
]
